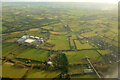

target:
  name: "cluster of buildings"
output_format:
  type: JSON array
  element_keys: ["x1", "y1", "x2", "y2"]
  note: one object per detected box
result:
[{"x1": 17, "y1": 35, "x2": 46, "y2": 47}]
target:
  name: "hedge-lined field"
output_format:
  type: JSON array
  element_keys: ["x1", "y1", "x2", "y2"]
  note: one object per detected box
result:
[
  {"x1": 65, "y1": 50, "x2": 104, "y2": 64},
  {"x1": 47, "y1": 34, "x2": 70, "y2": 50},
  {"x1": 75, "y1": 40, "x2": 94, "y2": 49},
  {"x1": 68, "y1": 65, "x2": 88, "y2": 74},
  {"x1": 16, "y1": 48, "x2": 49, "y2": 62},
  {"x1": 2, "y1": 43, "x2": 18, "y2": 57}
]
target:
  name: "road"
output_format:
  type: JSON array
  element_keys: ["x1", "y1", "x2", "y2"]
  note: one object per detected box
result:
[{"x1": 86, "y1": 58, "x2": 102, "y2": 78}]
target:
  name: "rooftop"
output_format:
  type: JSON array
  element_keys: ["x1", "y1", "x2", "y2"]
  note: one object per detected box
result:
[{"x1": 24, "y1": 39, "x2": 35, "y2": 43}]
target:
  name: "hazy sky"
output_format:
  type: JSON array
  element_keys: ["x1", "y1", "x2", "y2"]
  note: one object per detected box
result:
[{"x1": 2, "y1": 0, "x2": 119, "y2": 3}]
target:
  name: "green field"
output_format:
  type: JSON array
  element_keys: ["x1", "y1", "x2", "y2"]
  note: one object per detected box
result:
[
  {"x1": 75, "y1": 40, "x2": 95, "y2": 49},
  {"x1": 26, "y1": 69, "x2": 61, "y2": 78},
  {"x1": 48, "y1": 39, "x2": 70, "y2": 50},
  {"x1": 97, "y1": 49, "x2": 110, "y2": 55},
  {"x1": 47, "y1": 34, "x2": 70, "y2": 50},
  {"x1": 41, "y1": 26, "x2": 53, "y2": 30},
  {"x1": 2, "y1": 43, "x2": 18, "y2": 57},
  {"x1": 6, "y1": 46, "x2": 27, "y2": 59},
  {"x1": 2, "y1": 26, "x2": 8, "y2": 31},
  {"x1": 49, "y1": 34, "x2": 68, "y2": 40},
  {"x1": 68, "y1": 65, "x2": 88, "y2": 74},
  {"x1": 53, "y1": 23, "x2": 66, "y2": 32},
  {"x1": 2, "y1": 64, "x2": 28, "y2": 78},
  {"x1": 2, "y1": 2, "x2": 118, "y2": 79},
  {"x1": 65, "y1": 50, "x2": 104, "y2": 64},
  {"x1": 16, "y1": 47, "x2": 49, "y2": 62},
  {"x1": 81, "y1": 31, "x2": 97, "y2": 38}
]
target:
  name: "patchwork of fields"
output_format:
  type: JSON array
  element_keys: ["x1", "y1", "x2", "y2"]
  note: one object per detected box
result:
[{"x1": 2, "y1": 2, "x2": 118, "y2": 79}]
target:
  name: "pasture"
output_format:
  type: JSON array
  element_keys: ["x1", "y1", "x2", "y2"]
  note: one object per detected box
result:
[
  {"x1": 16, "y1": 47, "x2": 49, "y2": 62},
  {"x1": 2, "y1": 2, "x2": 118, "y2": 79},
  {"x1": 26, "y1": 69, "x2": 61, "y2": 78},
  {"x1": 47, "y1": 34, "x2": 70, "y2": 50},
  {"x1": 68, "y1": 65, "x2": 88, "y2": 74},
  {"x1": 65, "y1": 50, "x2": 104, "y2": 64},
  {"x1": 75, "y1": 40, "x2": 95, "y2": 49},
  {"x1": 2, "y1": 43, "x2": 18, "y2": 57},
  {"x1": 97, "y1": 49, "x2": 110, "y2": 55},
  {"x1": 2, "y1": 64, "x2": 28, "y2": 78}
]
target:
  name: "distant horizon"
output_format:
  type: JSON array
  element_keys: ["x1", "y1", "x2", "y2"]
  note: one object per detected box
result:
[
  {"x1": 2, "y1": 2, "x2": 119, "y2": 4},
  {"x1": 2, "y1": 0, "x2": 119, "y2": 3}
]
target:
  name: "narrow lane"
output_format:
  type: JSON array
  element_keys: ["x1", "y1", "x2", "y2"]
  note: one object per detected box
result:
[{"x1": 86, "y1": 58, "x2": 102, "y2": 78}]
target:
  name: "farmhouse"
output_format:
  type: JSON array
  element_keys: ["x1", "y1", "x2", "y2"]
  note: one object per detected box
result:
[{"x1": 17, "y1": 35, "x2": 45, "y2": 46}]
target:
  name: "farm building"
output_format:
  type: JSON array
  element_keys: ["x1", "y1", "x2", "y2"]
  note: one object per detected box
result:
[
  {"x1": 17, "y1": 38, "x2": 26, "y2": 43},
  {"x1": 17, "y1": 35, "x2": 46, "y2": 46},
  {"x1": 24, "y1": 39, "x2": 35, "y2": 43},
  {"x1": 22, "y1": 35, "x2": 29, "y2": 39}
]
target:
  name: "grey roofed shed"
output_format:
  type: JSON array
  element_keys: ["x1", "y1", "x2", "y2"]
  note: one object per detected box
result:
[{"x1": 17, "y1": 38, "x2": 26, "y2": 43}]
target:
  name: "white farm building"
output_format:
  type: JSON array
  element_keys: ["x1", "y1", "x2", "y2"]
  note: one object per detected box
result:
[
  {"x1": 17, "y1": 35, "x2": 46, "y2": 46},
  {"x1": 24, "y1": 39, "x2": 35, "y2": 43}
]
